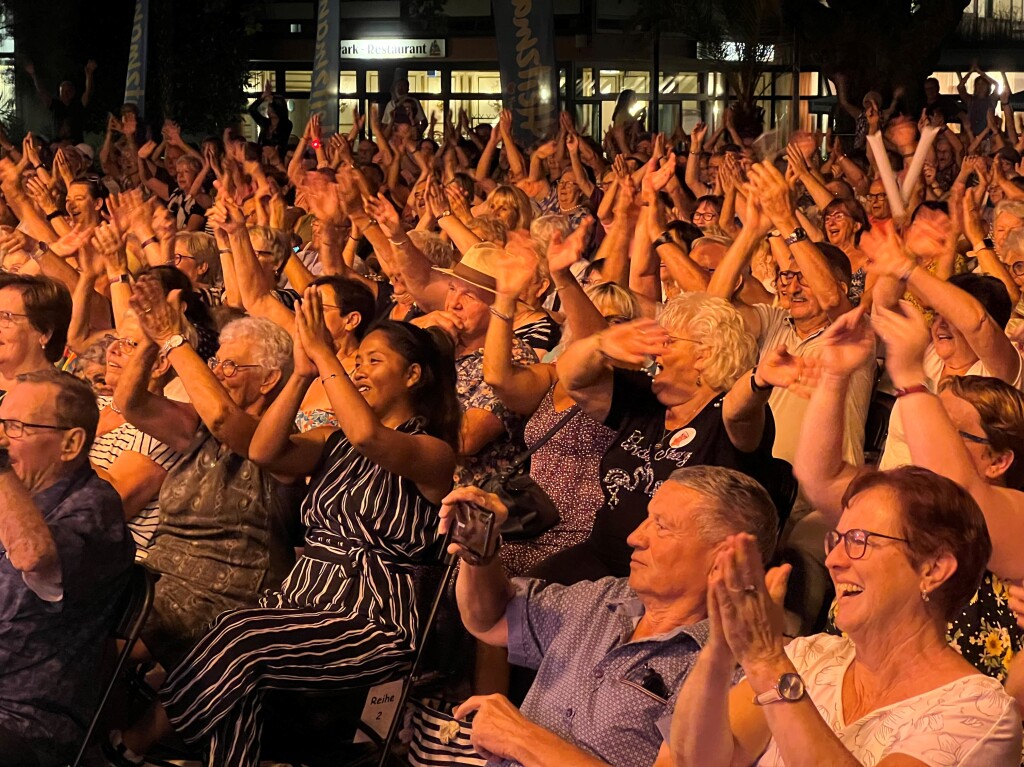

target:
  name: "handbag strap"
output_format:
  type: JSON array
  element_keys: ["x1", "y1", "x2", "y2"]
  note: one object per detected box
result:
[{"x1": 502, "y1": 404, "x2": 579, "y2": 478}]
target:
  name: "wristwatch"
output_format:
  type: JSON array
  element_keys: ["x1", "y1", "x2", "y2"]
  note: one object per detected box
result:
[
  {"x1": 29, "y1": 240, "x2": 49, "y2": 263},
  {"x1": 652, "y1": 231, "x2": 674, "y2": 249},
  {"x1": 753, "y1": 672, "x2": 806, "y2": 706},
  {"x1": 159, "y1": 334, "x2": 188, "y2": 357},
  {"x1": 782, "y1": 228, "x2": 808, "y2": 246}
]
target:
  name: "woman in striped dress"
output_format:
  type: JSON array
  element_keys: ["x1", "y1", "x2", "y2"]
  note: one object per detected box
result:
[{"x1": 112, "y1": 286, "x2": 460, "y2": 767}]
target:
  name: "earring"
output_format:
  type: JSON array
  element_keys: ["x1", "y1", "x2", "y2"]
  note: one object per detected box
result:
[
  {"x1": 696, "y1": 373, "x2": 702, "y2": 387},
  {"x1": 921, "y1": 589, "x2": 930, "y2": 603}
]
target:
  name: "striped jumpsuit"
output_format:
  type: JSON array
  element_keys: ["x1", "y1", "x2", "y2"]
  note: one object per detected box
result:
[{"x1": 160, "y1": 421, "x2": 440, "y2": 766}]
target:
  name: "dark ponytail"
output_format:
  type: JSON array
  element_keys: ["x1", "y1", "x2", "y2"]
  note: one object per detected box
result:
[{"x1": 367, "y1": 320, "x2": 461, "y2": 450}]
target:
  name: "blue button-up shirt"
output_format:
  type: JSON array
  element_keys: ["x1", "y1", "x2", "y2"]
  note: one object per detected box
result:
[
  {"x1": 500, "y1": 576, "x2": 709, "y2": 767},
  {"x1": 0, "y1": 466, "x2": 134, "y2": 764}
]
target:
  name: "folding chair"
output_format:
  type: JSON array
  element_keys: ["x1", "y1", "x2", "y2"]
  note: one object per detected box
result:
[
  {"x1": 259, "y1": 533, "x2": 459, "y2": 767},
  {"x1": 71, "y1": 564, "x2": 158, "y2": 767}
]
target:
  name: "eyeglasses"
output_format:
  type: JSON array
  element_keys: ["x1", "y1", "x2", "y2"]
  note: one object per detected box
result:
[
  {"x1": 604, "y1": 314, "x2": 631, "y2": 325},
  {"x1": 824, "y1": 528, "x2": 910, "y2": 560},
  {"x1": 823, "y1": 212, "x2": 850, "y2": 224},
  {"x1": 208, "y1": 357, "x2": 262, "y2": 377},
  {"x1": 113, "y1": 337, "x2": 139, "y2": 355},
  {"x1": 1009, "y1": 262, "x2": 1024, "y2": 277},
  {"x1": 692, "y1": 211, "x2": 717, "y2": 222},
  {"x1": 174, "y1": 253, "x2": 196, "y2": 265},
  {"x1": 958, "y1": 429, "x2": 991, "y2": 446},
  {"x1": 666, "y1": 335, "x2": 702, "y2": 345},
  {"x1": 865, "y1": 193, "x2": 887, "y2": 202},
  {"x1": 0, "y1": 310, "x2": 29, "y2": 329},
  {"x1": 1, "y1": 418, "x2": 71, "y2": 439},
  {"x1": 777, "y1": 270, "x2": 809, "y2": 287}
]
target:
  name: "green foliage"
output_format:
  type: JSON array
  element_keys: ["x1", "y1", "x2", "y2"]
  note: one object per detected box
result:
[
  {"x1": 0, "y1": 0, "x2": 262, "y2": 137},
  {"x1": 149, "y1": 0, "x2": 262, "y2": 134}
]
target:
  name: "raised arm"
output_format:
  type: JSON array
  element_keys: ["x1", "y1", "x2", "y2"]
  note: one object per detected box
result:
[
  {"x1": 0, "y1": 459, "x2": 61, "y2": 591},
  {"x1": 791, "y1": 310, "x2": 874, "y2": 523},
  {"x1": 873, "y1": 301, "x2": 1024, "y2": 580},
  {"x1": 749, "y1": 162, "x2": 851, "y2": 318},
  {"x1": 870, "y1": 232, "x2": 1020, "y2": 384},
  {"x1": 484, "y1": 250, "x2": 559, "y2": 416},
  {"x1": 124, "y1": 277, "x2": 271, "y2": 456},
  {"x1": 555, "y1": 318, "x2": 667, "y2": 423},
  {"x1": 685, "y1": 122, "x2": 709, "y2": 197}
]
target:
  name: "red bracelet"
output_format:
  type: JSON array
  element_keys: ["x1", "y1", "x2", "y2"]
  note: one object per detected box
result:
[{"x1": 894, "y1": 384, "x2": 929, "y2": 398}]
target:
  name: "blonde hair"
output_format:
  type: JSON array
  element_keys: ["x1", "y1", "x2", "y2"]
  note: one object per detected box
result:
[
  {"x1": 587, "y1": 282, "x2": 642, "y2": 320},
  {"x1": 939, "y1": 375, "x2": 1024, "y2": 488},
  {"x1": 469, "y1": 215, "x2": 509, "y2": 245},
  {"x1": 247, "y1": 225, "x2": 290, "y2": 263},
  {"x1": 175, "y1": 231, "x2": 221, "y2": 283},
  {"x1": 530, "y1": 214, "x2": 572, "y2": 251},
  {"x1": 407, "y1": 230, "x2": 456, "y2": 268},
  {"x1": 658, "y1": 294, "x2": 757, "y2": 391},
  {"x1": 487, "y1": 184, "x2": 534, "y2": 231}
]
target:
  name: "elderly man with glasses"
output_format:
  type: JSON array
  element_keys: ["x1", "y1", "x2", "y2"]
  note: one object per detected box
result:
[{"x1": 0, "y1": 368, "x2": 134, "y2": 767}]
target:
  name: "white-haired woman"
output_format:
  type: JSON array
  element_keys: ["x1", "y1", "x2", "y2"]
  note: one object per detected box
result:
[
  {"x1": 108, "y1": 277, "x2": 297, "y2": 677},
  {"x1": 548, "y1": 292, "x2": 779, "y2": 582}
]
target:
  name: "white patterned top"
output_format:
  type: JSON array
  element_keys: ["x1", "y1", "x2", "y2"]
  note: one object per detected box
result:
[{"x1": 756, "y1": 634, "x2": 1022, "y2": 767}]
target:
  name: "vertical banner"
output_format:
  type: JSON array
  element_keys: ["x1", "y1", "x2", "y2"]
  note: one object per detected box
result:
[
  {"x1": 309, "y1": 0, "x2": 341, "y2": 135},
  {"x1": 492, "y1": 0, "x2": 559, "y2": 145},
  {"x1": 123, "y1": 0, "x2": 149, "y2": 114}
]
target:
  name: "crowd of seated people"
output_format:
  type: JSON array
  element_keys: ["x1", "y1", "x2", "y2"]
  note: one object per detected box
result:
[{"x1": 2, "y1": 58, "x2": 1024, "y2": 767}]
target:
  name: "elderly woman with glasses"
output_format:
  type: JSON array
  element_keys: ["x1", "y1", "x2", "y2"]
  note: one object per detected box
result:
[
  {"x1": 664, "y1": 466, "x2": 1021, "y2": 767},
  {"x1": 796, "y1": 305, "x2": 1024, "y2": 686},
  {"x1": 544, "y1": 291, "x2": 780, "y2": 584},
  {"x1": 0, "y1": 274, "x2": 71, "y2": 399},
  {"x1": 89, "y1": 309, "x2": 194, "y2": 554},
  {"x1": 108, "y1": 275, "x2": 296, "y2": 674}
]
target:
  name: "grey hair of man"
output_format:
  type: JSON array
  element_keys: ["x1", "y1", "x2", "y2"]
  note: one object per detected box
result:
[
  {"x1": 665, "y1": 465, "x2": 779, "y2": 565},
  {"x1": 218, "y1": 317, "x2": 294, "y2": 383}
]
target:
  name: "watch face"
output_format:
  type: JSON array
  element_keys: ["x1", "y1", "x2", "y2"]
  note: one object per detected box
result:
[{"x1": 778, "y1": 672, "x2": 805, "y2": 701}]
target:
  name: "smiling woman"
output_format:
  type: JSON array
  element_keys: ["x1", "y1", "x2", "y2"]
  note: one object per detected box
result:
[
  {"x1": 666, "y1": 466, "x2": 1021, "y2": 767},
  {"x1": 0, "y1": 274, "x2": 72, "y2": 397}
]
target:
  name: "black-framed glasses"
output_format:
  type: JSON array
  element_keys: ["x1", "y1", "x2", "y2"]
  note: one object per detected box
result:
[
  {"x1": 174, "y1": 253, "x2": 196, "y2": 265},
  {"x1": 0, "y1": 310, "x2": 29, "y2": 329},
  {"x1": 1, "y1": 418, "x2": 71, "y2": 439},
  {"x1": 865, "y1": 193, "x2": 887, "y2": 202},
  {"x1": 692, "y1": 211, "x2": 717, "y2": 222},
  {"x1": 958, "y1": 429, "x2": 992, "y2": 446},
  {"x1": 1009, "y1": 262, "x2": 1024, "y2": 277},
  {"x1": 824, "y1": 528, "x2": 910, "y2": 560},
  {"x1": 777, "y1": 270, "x2": 809, "y2": 288},
  {"x1": 208, "y1": 357, "x2": 262, "y2": 378}
]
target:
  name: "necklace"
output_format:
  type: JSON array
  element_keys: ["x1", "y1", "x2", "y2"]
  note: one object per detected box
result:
[{"x1": 654, "y1": 393, "x2": 714, "y2": 450}]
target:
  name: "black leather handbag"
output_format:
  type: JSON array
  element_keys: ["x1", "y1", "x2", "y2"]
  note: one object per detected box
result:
[{"x1": 480, "y1": 405, "x2": 578, "y2": 541}]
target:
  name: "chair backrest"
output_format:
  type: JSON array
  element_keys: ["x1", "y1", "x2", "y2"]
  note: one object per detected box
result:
[{"x1": 71, "y1": 564, "x2": 158, "y2": 767}]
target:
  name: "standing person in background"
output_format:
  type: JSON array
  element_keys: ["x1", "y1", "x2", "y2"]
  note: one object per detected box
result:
[
  {"x1": 382, "y1": 76, "x2": 427, "y2": 136},
  {"x1": 247, "y1": 79, "x2": 293, "y2": 162},
  {"x1": 24, "y1": 59, "x2": 95, "y2": 144}
]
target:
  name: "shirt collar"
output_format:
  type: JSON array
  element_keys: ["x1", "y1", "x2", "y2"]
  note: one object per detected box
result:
[
  {"x1": 606, "y1": 596, "x2": 711, "y2": 646},
  {"x1": 782, "y1": 313, "x2": 831, "y2": 341},
  {"x1": 32, "y1": 464, "x2": 94, "y2": 517}
]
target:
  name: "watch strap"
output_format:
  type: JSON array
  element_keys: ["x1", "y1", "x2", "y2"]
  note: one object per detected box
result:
[
  {"x1": 783, "y1": 228, "x2": 808, "y2": 246},
  {"x1": 159, "y1": 334, "x2": 188, "y2": 357},
  {"x1": 653, "y1": 231, "x2": 674, "y2": 249}
]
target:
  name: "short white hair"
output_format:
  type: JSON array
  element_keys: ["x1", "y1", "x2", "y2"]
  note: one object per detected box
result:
[
  {"x1": 658, "y1": 294, "x2": 756, "y2": 391},
  {"x1": 219, "y1": 317, "x2": 293, "y2": 379}
]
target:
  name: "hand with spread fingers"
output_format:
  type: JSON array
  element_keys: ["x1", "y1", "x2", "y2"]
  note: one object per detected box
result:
[
  {"x1": 755, "y1": 345, "x2": 818, "y2": 399},
  {"x1": 815, "y1": 305, "x2": 876, "y2": 379},
  {"x1": 594, "y1": 318, "x2": 669, "y2": 369},
  {"x1": 130, "y1": 275, "x2": 185, "y2": 346}
]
